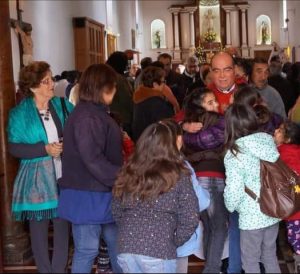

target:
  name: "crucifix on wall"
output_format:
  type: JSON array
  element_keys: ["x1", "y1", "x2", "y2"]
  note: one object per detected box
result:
[{"x1": 10, "y1": 0, "x2": 33, "y2": 67}]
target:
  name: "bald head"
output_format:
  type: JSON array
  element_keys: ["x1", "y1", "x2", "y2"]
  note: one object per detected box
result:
[
  {"x1": 210, "y1": 52, "x2": 235, "y2": 90},
  {"x1": 211, "y1": 52, "x2": 234, "y2": 68}
]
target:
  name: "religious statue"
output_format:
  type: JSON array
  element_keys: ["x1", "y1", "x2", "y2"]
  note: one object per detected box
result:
[
  {"x1": 261, "y1": 21, "x2": 269, "y2": 45},
  {"x1": 154, "y1": 30, "x2": 161, "y2": 48},
  {"x1": 204, "y1": 9, "x2": 215, "y2": 32},
  {"x1": 13, "y1": 22, "x2": 33, "y2": 66}
]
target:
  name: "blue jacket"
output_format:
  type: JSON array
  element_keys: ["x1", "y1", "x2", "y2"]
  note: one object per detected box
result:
[
  {"x1": 59, "y1": 101, "x2": 123, "y2": 192},
  {"x1": 177, "y1": 162, "x2": 210, "y2": 257}
]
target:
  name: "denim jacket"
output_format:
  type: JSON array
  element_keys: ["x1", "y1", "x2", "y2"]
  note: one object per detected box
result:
[{"x1": 177, "y1": 161, "x2": 210, "y2": 257}]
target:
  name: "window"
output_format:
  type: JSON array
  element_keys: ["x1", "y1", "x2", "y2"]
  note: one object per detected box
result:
[
  {"x1": 256, "y1": 15, "x2": 272, "y2": 45},
  {"x1": 151, "y1": 19, "x2": 166, "y2": 49}
]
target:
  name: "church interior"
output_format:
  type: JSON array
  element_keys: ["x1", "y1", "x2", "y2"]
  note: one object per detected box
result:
[{"x1": 1, "y1": 0, "x2": 300, "y2": 273}]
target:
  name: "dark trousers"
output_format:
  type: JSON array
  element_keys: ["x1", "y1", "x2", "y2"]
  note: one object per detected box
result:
[{"x1": 29, "y1": 218, "x2": 69, "y2": 273}]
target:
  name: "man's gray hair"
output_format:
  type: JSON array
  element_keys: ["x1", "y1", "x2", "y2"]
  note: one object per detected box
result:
[{"x1": 186, "y1": 56, "x2": 199, "y2": 66}]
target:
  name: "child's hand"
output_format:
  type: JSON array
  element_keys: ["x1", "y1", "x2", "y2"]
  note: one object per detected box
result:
[
  {"x1": 182, "y1": 122, "x2": 203, "y2": 133},
  {"x1": 123, "y1": 131, "x2": 129, "y2": 139}
]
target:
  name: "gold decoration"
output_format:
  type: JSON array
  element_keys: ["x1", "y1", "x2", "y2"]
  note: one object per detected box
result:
[{"x1": 294, "y1": 185, "x2": 300, "y2": 194}]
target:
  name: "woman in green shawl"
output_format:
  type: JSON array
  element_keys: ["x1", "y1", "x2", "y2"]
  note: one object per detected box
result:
[{"x1": 7, "y1": 61, "x2": 73, "y2": 273}]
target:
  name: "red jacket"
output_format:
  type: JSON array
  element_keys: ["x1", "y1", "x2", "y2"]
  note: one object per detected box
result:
[
  {"x1": 123, "y1": 135, "x2": 134, "y2": 162},
  {"x1": 278, "y1": 144, "x2": 300, "y2": 221},
  {"x1": 207, "y1": 83, "x2": 238, "y2": 114}
]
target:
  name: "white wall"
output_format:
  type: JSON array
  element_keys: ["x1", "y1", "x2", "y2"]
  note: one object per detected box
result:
[
  {"x1": 286, "y1": 0, "x2": 300, "y2": 61},
  {"x1": 247, "y1": 0, "x2": 281, "y2": 53},
  {"x1": 139, "y1": 0, "x2": 191, "y2": 61},
  {"x1": 8, "y1": 0, "x2": 132, "y2": 83},
  {"x1": 115, "y1": 0, "x2": 136, "y2": 51}
]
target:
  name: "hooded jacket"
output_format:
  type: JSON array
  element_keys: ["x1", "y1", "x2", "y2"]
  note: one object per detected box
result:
[{"x1": 224, "y1": 132, "x2": 280, "y2": 230}]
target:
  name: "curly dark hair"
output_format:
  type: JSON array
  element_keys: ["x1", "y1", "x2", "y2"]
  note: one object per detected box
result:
[
  {"x1": 113, "y1": 119, "x2": 190, "y2": 201},
  {"x1": 18, "y1": 61, "x2": 50, "y2": 97}
]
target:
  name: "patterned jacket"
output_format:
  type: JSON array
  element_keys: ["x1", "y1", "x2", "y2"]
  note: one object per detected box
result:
[{"x1": 224, "y1": 132, "x2": 280, "y2": 230}]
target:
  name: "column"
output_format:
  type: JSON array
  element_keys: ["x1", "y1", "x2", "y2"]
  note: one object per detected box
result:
[
  {"x1": 238, "y1": 4, "x2": 250, "y2": 57},
  {"x1": 230, "y1": 7, "x2": 240, "y2": 47},
  {"x1": 169, "y1": 7, "x2": 182, "y2": 61},
  {"x1": 0, "y1": 0, "x2": 32, "y2": 266},
  {"x1": 185, "y1": 7, "x2": 198, "y2": 50},
  {"x1": 238, "y1": 5, "x2": 250, "y2": 47},
  {"x1": 222, "y1": 5, "x2": 235, "y2": 47}
]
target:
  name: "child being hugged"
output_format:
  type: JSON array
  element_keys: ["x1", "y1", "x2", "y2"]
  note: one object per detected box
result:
[
  {"x1": 112, "y1": 119, "x2": 200, "y2": 273},
  {"x1": 183, "y1": 88, "x2": 228, "y2": 274},
  {"x1": 273, "y1": 121, "x2": 300, "y2": 267}
]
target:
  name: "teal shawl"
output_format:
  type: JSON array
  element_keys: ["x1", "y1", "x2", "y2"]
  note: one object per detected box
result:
[{"x1": 7, "y1": 97, "x2": 73, "y2": 221}]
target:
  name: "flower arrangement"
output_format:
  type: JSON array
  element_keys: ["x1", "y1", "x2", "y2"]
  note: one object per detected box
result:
[
  {"x1": 203, "y1": 30, "x2": 217, "y2": 43},
  {"x1": 194, "y1": 45, "x2": 206, "y2": 63}
]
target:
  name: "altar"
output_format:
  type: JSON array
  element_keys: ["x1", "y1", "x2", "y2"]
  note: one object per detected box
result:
[{"x1": 168, "y1": 0, "x2": 252, "y2": 63}]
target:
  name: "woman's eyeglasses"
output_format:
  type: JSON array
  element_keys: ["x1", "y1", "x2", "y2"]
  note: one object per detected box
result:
[{"x1": 40, "y1": 77, "x2": 55, "y2": 86}]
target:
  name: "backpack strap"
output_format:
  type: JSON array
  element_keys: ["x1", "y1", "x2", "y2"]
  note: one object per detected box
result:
[{"x1": 244, "y1": 186, "x2": 261, "y2": 203}]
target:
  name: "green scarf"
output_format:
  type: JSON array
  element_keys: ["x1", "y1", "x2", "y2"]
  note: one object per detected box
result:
[{"x1": 7, "y1": 96, "x2": 73, "y2": 220}]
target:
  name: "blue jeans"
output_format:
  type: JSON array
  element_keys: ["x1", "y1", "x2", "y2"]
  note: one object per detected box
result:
[
  {"x1": 71, "y1": 223, "x2": 122, "y2": 273},
  {"x1": 228, "y1": 211, "x2": 242, "y2": 274},
  {"x1": 198, "y1": 177, "x2": 229, "y2": 273},
  {"x1": 117, "y1": 253, "x2": 176, "y2": 273}
]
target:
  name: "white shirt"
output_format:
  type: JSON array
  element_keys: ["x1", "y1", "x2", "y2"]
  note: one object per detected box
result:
[{"x1": 39, "y1": 110, "x2": 62, "y2": 179}]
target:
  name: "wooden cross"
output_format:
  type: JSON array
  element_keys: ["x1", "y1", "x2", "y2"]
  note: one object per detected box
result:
[{"x1": 10, "y1": 0, "x2": 32, "y2": 68}]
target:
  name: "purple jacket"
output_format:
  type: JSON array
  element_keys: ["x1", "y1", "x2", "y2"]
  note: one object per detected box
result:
[
  {"x1": 59, "y1": 101, "x2": 123, "y2": 192},
  {"x1": 183, "y1": 116, "x2": 225, "y2": 151}
]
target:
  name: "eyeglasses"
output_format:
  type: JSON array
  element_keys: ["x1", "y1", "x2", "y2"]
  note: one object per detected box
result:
[{"x1": 40, "y1": 77, "x2": 55, "y2": 86}]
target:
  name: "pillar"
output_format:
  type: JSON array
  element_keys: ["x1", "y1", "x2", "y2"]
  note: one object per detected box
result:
[
  {"x1": 169, "y1": 7, "x2": 182, "y2": 61},
  {"x1": 0, "y1": 0, "x2": 32, "y2": 266},
  {"x1": 223, "y1": 5, "x2": 234, "y2": 47},
  {"x1": 238, "y1": 4, "x2": 250, "y2": 57},
  {"x1": 185, "y1": 7, "x2": 198, "y2": 50},
  {"x1": 230, "y1": 7, "x2": 240, "y2": 47}
]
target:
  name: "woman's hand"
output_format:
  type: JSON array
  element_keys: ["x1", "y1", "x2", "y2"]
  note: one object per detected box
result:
[
  {"x1": 182, "y1": 122, "x2": 203, "y2": 133},
  {"x1": 45, "y1": 142, "x2": 63, "y2": 158}
]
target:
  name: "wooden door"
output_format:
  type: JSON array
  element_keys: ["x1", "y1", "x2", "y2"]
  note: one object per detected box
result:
[
  {"x1": 107, "y1": 34, "x2": 117, "y2": 58},
  {"x1": 73, "y1": 17, "x2": 105, "y2": 72}
]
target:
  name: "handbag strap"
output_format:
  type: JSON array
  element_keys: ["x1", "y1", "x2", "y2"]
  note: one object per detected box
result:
[
  {"x1": 60, "y1": 97, "x2": 69, "y2": 122},
  {"x1": 245, "y1": 186, "x2": 260, "y2": 203}
]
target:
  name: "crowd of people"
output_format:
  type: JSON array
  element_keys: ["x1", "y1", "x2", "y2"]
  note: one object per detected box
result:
[{"x1": 7, "y1": 49, "x2": 300, "y2": 273}]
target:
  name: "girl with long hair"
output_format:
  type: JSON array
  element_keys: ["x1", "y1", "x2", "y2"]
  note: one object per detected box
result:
[
  {"x1": 112, "y1": 119, "x2": 200, "y2": 273},
  {"x1": 183, "y1": 88, "x2": 228, "y2": 274},
  {"x1": 224, "y1": 104, "x2": 281, "y2": 273}
]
